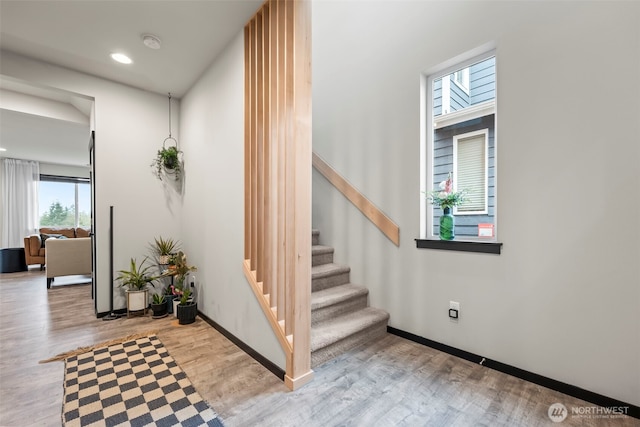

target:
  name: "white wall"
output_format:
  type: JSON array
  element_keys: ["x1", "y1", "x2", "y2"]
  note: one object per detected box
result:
[
  {"x1": 311, "y1": 1, "x2": 639, "y2": 405},
  {"x1": 1, "y1": 51, "x2": 182, "y2": 313},
  {"x1": 179, "y1": 33, "x2": 286, "y2": 368}
]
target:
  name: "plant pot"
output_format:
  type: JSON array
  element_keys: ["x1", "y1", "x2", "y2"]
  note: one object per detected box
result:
[
  {"x1": 151, "y1": 302, "x2": 167, "y2": 318},
  {"x1": 158, "y1": 255, "x2": 170, "y2": 265},
  {"x1": 176, "y1": 301, "x2": 197, "y2": 325},
  {"x1": 172, "y1": 297, "x2": 180, "y2": 317},
  {"x1": 166, "y1": 294, "x2": 175, "y2": 314},
  {"x1": 126, "y1": 289, "x2": 149, "y2": 317}
]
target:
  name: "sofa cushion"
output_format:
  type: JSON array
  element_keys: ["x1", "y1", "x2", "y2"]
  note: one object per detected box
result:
[
  {"x1": 75, "y1": 228, "x2": 91, "y2": 238},
  {"x1": 39, "y1": 227, "x2": 76, "y2": 238},
  {"x1": 40, "y1": 233, "x2": 67, "y2": 248}
]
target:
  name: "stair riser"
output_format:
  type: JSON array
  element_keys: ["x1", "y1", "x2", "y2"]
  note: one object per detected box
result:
[
  {"x1": 312, "y1": 271, "x2": 350, "y2": 292},
  {"x1": 312, "y1": 295, "x2": 368, "y2": 326},
  {"x1": 311, "y1": 321, "x2": 388, "y2": 368},
  {"x1": 312, "y1": 251, "x2": 334, "y2": 266},
  {"x1": 312, "y1": 232, "x2": 319, "y2": 246}
]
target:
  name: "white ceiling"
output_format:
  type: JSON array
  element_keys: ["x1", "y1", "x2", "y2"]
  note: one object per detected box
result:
[{"x1": 0, "y1": 0, "x2": 262, "y2": 167}]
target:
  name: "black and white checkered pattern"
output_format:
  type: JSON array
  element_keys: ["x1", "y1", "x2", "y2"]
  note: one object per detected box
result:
[{"x1": 63, "y1": 335, "x2": 224, "y2": 427}]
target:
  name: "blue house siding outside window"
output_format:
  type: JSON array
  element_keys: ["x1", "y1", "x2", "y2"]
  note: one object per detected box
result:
[
  {"x1": 433, "y1": 116, "x2": 495, "y2": 237},
  {"x1": 434, "y1": 57, "x2": 495, "y2": 115}
]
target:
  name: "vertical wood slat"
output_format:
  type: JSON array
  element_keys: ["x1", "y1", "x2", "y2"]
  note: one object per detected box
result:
[
  {"x1": 244, "y1": 0, "x2": 313, "y2": 391},
  {"x1": 283, "y1": 0, "x2": 295, "y2": 339},
  {"x1": 287, "y1": 0, "x2": 312, "y2": 388},
  {"x1": 276, "y1": 0, "x2": 286, "y2": 323},
  {"x1": 268, "y1": 0, "x2": 279, "y2": 310},
  {"x1": 256, "y1": 13, "x2": 264, "y2": 285},
  {"x1": 262, "y1": 4, "x2": 272, "y2": 298},
  {"x1": 244, "y1": 26, "x2": 251, "y2": 261},
  {"x1": 249, "y1": 20, "x2": 258, "y2": 273}
]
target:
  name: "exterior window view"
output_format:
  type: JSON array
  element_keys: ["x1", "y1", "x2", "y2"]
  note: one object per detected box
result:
[
  {"x1": 431, "y1": 55, "x2": 496, "y2": 239},
  {"x1": 39, "y1": 178, "x2": 91, "y2": 228}
]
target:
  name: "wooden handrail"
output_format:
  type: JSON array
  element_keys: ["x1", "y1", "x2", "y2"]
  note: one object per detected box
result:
[
  {"x1": 312, "y1": 152, "x2": 400, "y2": 246},
  {"x1": 243, "y1": 0, "x2": 313, "y2": 391}
]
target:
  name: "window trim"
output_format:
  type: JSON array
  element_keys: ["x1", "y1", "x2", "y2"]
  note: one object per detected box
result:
[
  {"x1": 453, "y1": 68, "x2": 470, "y2": 94},
  {"x1": 420, "y1": 47, "x2": 499, "y2": 250}
]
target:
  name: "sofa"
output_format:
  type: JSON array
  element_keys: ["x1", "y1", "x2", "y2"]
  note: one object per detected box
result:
[
  {"x1": 23, "y1": 227, "x2": 91, "y2": 270},
  {"x1": 46, "y1": 237, "x2": 92, "y2": 288}
]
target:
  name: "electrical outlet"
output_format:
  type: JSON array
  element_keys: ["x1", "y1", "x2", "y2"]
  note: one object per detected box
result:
[{"x1": 449, "y1": 301, "x2": 460, "y2": 319}]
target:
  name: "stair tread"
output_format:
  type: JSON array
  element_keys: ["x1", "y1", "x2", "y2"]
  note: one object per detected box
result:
[
  {"x1": 311, "y1": 307, "x2": 389, "y2": 352},
  {"x1": 311, "y1": 284, "x2": 368, "y2": 310},
  {"x1": 312, "y1": 263, "x2": 350, "y2": 278},
  {"x1": 312, "y1": 245, "x2": 334, "y2": 254}
]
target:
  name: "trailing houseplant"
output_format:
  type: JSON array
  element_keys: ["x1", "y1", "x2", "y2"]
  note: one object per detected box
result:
[{"x1": 151, "y1": 145, "x2": 182, "y2": 181}]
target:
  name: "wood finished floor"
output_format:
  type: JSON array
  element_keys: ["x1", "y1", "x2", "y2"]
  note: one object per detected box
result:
[{"x1": 0, "y1": 270, "x2": 636, "y2": 427}]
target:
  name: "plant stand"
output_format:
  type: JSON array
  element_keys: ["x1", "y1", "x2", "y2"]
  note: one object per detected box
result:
[{"x1": 126, "y1": 289, "x2": 149, "y2": 318}]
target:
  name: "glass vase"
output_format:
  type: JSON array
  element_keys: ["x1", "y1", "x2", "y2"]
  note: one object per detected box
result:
[{"x1": 440, "y1": 207, "x2": 455, "y2": 241}]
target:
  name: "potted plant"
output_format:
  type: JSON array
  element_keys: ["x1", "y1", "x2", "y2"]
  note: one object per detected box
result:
[
  {"x1": 163, "y1": 251, "x2": 197, "y2": 321},
  {"x1": 176, "y1": 287, "x2": 197, "y2": 325},
  {"x1": 116, "y1": 257, "x2": 158, "y2": 316},
  {"x1": 150, "y1": 236, "x2": 180, "y2": 265},
  {"x1": 151, "y1": 145, "x2": 182, "y2": 181},
  {"x1": 166, "y1": 251, "x2": 197, "y2": 288},
  {"x1": 427, "y1": 172, "x2": 468, "y2": 241},
  {"x1": 150, "y1": 293, "x2": 167, "y2": 318}
]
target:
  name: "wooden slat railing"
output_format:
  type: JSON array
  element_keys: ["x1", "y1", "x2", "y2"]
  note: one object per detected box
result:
[
  {"x1": 312, "y1": 152, "x2": 400, "y2": 246},
  {"x1": 244, "y1": 0, "x2": 313, "y2": 391}
]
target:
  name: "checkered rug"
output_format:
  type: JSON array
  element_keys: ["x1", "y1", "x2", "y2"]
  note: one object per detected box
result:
[{"x1": 62, "y1": 335, "x2": 224, "y2": 426}]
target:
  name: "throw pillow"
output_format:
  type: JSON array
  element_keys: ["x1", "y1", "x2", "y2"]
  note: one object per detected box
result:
[{"x1": 40, "y1": 233, "x2": 65, "y2": 248}]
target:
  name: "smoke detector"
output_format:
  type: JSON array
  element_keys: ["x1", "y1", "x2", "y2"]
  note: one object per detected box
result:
[{"x1": 142, "y1": 34, "x2": 161, "y2": 50}]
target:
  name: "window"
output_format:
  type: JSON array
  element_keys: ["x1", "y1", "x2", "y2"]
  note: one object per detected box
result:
[
  {"x1": 453, "y1": 68, "x2": 470, "y2": 93},
  {"x1": 454, "y1": 129, "x2": 488, "y2": 214},
  {"x1": 39, "y1": 175, "x2": 91, "y2": 228},
  {"x1": 420, "y1": 50, "x2": 498, "y2": 247}
]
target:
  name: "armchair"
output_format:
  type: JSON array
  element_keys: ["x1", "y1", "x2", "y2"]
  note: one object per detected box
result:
[{"x1": 23, "y1": 235, "x2": 45, "y2": 270}]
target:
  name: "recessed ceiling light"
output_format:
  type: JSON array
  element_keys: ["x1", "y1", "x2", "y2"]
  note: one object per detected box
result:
[
  {"x1": 142, "y1": 34, "x2": 161, "y2": 50},
  {"x1": 111, "y1": 53, "x2": 133, "y2": 64}
]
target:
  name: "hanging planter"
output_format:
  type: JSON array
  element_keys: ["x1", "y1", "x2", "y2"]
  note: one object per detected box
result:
[{"x1": 151, "y1": 93, "x2": 183, "y2": 181}]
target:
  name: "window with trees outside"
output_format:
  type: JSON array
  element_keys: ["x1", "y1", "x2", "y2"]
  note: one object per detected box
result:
[
  {"x1": 39, "y1": 175, "x2": 91, "y2": 228},
  {"x1": 420, "y1": 50, "x2": 499, "y2": 250}
]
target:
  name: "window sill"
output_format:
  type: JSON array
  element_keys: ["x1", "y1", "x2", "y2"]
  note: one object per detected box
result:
[{"x1": 415, "y1": 238, "x2": 502, "y2": 254}]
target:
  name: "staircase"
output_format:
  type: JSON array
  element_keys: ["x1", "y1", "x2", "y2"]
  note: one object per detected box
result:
[{"x1": 311, "y1": 229, "x2": 390, "y2": 367}]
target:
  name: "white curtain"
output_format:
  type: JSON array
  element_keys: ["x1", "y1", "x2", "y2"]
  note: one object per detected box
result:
[{"x1": 0, "y1": 158, "x2": 40, "y2": 248}]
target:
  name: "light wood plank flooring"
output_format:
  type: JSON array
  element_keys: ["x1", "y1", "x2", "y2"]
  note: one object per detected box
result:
[{"x1": 0, "y1": 270, "x2": 636, "y2": 426}]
